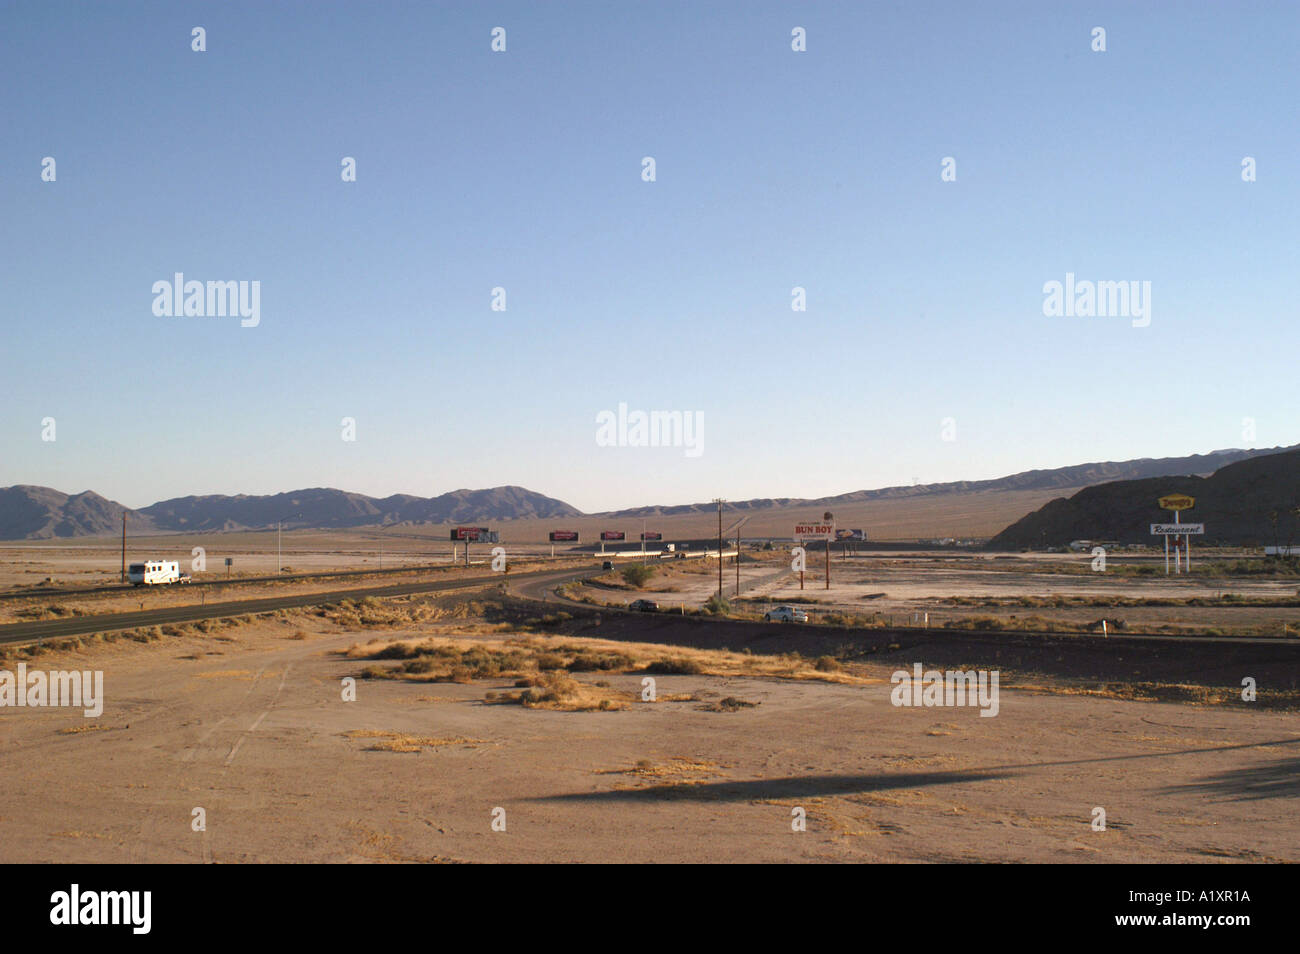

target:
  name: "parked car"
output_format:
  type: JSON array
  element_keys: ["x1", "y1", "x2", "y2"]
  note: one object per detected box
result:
[
  {"x1": 602, "y1": 561, "x2": 615, "y2": 570},
  {"x1": 629, "y1": 599, "x2": 658, "y2": 613},
  {"x1": 177, "y1": 573, "x2": 192, "y2": 584},
  {"x1": 764, "y1": 605, "x2": 808, "y2": 623}
]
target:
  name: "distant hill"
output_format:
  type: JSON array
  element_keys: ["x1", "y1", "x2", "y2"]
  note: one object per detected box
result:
[
  {"x1": 0, "y1": 485, "x2": 581, "y2": 539},
  {"x1": 988, "y1": 450, "x2": 1300, "y2": 548},
  {"x1": 599, "y1": 445, "x2": 1297, "y2": 517},
  {"x1": 0, "y1": 486, "x2": 128, "y2": 540},
  {"x1": 2, "y1": 444, "x2": 1295, "y2": 541}
]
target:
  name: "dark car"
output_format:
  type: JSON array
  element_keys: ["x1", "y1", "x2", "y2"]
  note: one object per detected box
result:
[
  {"x1": 602, "y1": 561, "x2": 615, "y2": 570},
  {"x1": 629, "y1": 599, "x2": 658, "y2": 612}
]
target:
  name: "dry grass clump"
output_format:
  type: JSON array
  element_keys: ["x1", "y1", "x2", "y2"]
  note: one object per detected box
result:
[
  {"x1": 344, "y1": 633, "x2": 869, "y2": 710},
  {"x1": 314, "y1": 596, "x2": 445, "y2": 629},
  {"x1": 599, "y1": 757, "x2": 727, "y2": 785},
  {"x1": 643, "y1": 657, "x2": 704, "y2": 675},
  {"x1": 697, "y1": 696, "x2": 759, "y2": 712},
  {"x1": 821, "y1": 612, "x2": 887, "y2": 628},
  {"x1": 343, "y1": 730, "x2": 485, "y2": 753},
  {"x1": 494, "y1": 671, "x2": 632, "y2": 711},
  {"x1": 13, "y1": 604, "x2": 88, "y2": 621},
  {"x1": 1020, "y1": 681, "x2": 1300, "y2": 709},
  {"x1": 565, "y1": 650, "x2": 636, "y2": 672},
  {"x1": 942, "y1": 614, "x2": 1062, "y2": 633}
]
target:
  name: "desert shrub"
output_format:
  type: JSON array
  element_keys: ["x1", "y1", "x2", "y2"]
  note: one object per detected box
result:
[
  {"x1": 645, "y1": 657, "x2": 704, "y2": 675},
  {"x1": 815, "y1": 655, "x2": 842, "y2": 672},
  {"x1": 620, "y1": 565, "x2": 655, "y2": 587},
  {"x1": 567, "y1": 651, "x2": 635, "y2": 672},
  {"x1": 702, "y1": 594, "x2": 731, "y2": 615},
  {"x1": 518, "y1": 671, "x2": 581, "y2": 706}
]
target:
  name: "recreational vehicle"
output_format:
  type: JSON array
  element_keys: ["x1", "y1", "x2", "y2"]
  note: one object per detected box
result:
[{"x1": 128, "y1": 560, "x2": 182, "y2": 586}]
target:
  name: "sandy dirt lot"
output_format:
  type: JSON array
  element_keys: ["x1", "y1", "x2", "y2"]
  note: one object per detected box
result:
[
  {"x1": 1, "y1": 611, "x2": 1295, "y2": 863},
  {"x1": 582, "y1": 555, "x2": 1300, "y2": 637}
]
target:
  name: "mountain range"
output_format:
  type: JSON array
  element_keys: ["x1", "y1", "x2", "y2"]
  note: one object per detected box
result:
[
  {"x1": 0, "y1": 486, "x2": 581, "y2": 540},
  {"x1": 1, "y1": 444, "x2": 1294, "y2": 540}
]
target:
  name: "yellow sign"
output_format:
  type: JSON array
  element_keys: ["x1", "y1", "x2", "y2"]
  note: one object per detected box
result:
[{"x1": 1158, "y1": 494, "x2": 1195, "y2": 511}]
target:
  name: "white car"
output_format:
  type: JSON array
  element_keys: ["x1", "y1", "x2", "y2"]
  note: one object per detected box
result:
[{"x1": 764, "y1": 605, "x2": 808, "y2": 623}]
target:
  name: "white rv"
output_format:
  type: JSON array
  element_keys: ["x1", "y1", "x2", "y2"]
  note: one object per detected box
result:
[{"x1": 128, "y1": 560, "x2": 182, "y2": 586}]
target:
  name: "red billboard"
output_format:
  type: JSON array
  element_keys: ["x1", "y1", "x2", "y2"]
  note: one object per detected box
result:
[
  {"x1": 549, "y1": 530, "x2": 580, "y2": 542},
  {"x1": 450, "y1": 526, "x2": 490, "y2": 541},
  {"x1": 600, "y1": 531, "x2": 626, "y2": 542},
  {"x1": 641, "y1": 531, "x2": 663, "y2": 541}
]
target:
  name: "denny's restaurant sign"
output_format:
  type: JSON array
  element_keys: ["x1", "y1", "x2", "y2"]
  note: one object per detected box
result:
[{"x1": 1158, "y1": 495, "x2": 1195, "y2": 511}]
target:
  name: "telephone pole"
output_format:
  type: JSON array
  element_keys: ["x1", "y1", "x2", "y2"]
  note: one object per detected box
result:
[
  {"x1": 120, "y1": 510, "x2": 127, "y2": 584},
  {"x1": 824, "y1": 511, "x2": 834, "y2": 590},
  {"x1": 723, "y1": 516, "x2": 749, "y2": 597},
  {"x1": 713, "y1": 498, "x2": 725, "y2": 600}
]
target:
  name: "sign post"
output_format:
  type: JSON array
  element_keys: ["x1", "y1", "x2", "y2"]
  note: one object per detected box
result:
[
  {"x1": 548, "y1": 530, "x2": 579, "y2": 559},
  {"x1": 1151, "y1": 520, "x2": 1203, "y2": 574},
  {"x1": 1154, "y1": 495, "x2": 1196, "y2": 575},
  {"x1": 451, "y1": 527, "x2": 495, "y2": 566},
  {"x1": 600, "y1": 531, "x2": 625, "y2": 559},
  {"x1": 794, "y1": 516, "x2": 835, "y2": 590}
]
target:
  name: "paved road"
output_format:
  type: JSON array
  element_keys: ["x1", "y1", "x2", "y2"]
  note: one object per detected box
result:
[
  {"x1": 0, "y1": 559, "x2": 581, "y2": 602},
  {"x1": 0, "y1": 565, "x2": 597, "y2": 646}
]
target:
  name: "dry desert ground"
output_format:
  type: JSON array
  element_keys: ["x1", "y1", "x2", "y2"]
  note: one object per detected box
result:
[{"x1": 1, "y1": 593, "x2": 1296, "y2": 864}]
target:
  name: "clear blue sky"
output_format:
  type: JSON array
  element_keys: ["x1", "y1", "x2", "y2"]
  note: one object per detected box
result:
[{"x1": 2, "y1": 1, "x2": 1296, "y2": 512}]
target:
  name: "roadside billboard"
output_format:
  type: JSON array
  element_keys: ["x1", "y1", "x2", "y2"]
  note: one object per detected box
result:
[
  {"x1": 793, "y1": 523, "x2": 835, "y2": 541},
  {"x1": 549, "y1": 530, "x2": 580, "y2": 543},
  {"x1": 600, "y1": 531, "x2": 626, "y2": 542},
  {"x1": 450, "y1": 526, "x2": 497, "y2": 542},
  {"x1": 641, "y1": 531, "x2": 663, "y2": 542},
  {"x1": 835, "y1": 529, "x2": 866, "y2": 541}
]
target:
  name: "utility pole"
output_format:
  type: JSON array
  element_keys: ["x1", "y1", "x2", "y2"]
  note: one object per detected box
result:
[
  {"x1": 277, "y1": 520, "x2": 281, "y2": 575},
  {"x1": 724, "y1": 516, "x2": 749, "y2": 598},
  {"x1": 713, "y1": 498, "x2": 725, "y2": 600},
  {"x1": 120, "y1": 510, "x2": 127, "y2": 584},
  {"x1": 824, "y1": 511, "x2": 834, "y2": 590}
]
